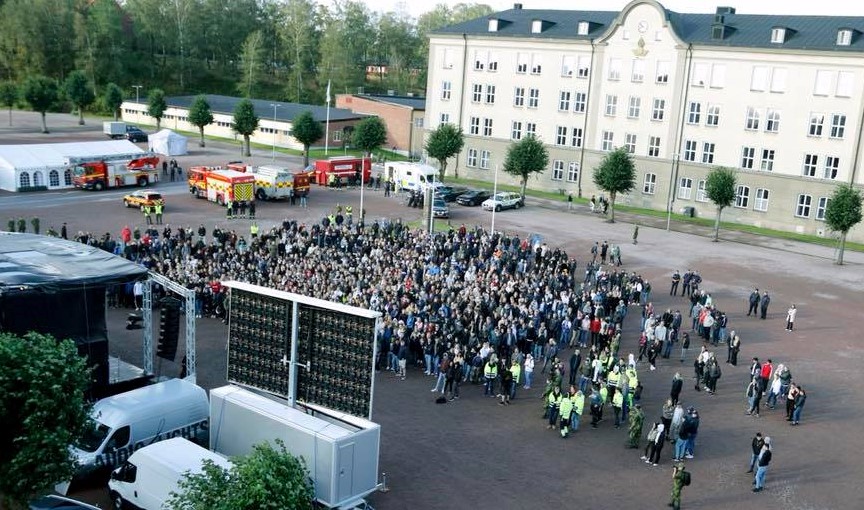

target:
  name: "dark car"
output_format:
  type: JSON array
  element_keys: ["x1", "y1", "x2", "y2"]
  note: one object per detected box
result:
[
  {"x1": 29, "y1": 495, "x2": 100, "y2": 510},
  {"x1": 437, "y1": 185, "x2": 469, "y2": 202},
  {"x1": 456, "y1": 190, "x2": 491, "y2": 206},
  {"x1": 126, "y1": 126, "x2": 148, "y2": 143}
]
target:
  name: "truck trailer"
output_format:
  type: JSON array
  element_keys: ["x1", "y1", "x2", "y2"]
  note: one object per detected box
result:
[{"x1": 313, "y1": 156, "x2": 371, "y2": 187}]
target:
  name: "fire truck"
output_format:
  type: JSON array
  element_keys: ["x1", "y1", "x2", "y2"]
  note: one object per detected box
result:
[
  {"x1": 187, "y1": 166, "x2": 255, "y2": 206},
  {"x1": 226, "y1": 163, "x2": 311, "y2": 200},
  {"x1": 313, "y1": 156, "x2": 371, "y2": 187},
  {"x1": 69, "y1": 154, "x2": 161, "y2": 191}
]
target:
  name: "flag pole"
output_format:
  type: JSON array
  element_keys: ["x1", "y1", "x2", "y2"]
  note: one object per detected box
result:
[{"x1": 325, "y1": 80, "x2": 331, "y2": 156}]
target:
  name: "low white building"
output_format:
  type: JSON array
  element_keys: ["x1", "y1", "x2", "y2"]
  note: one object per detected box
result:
[{"x1": 0, "y1": 140, "x2": 145, "y2": 192}]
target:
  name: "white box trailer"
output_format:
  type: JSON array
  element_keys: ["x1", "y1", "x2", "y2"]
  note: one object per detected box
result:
[
  {"x1": 103, "y1": 121, "x2": 127, "y2": 139},
  {"x1": 209, "y1": 385, "x2": 381, "y2": 509}
]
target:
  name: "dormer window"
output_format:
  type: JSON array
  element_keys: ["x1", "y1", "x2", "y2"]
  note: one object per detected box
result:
[
  {"x1": 837, "y1": 29, "x2": 853, "y2": 46},
  {"x1": 532, "y1": 20, "x2": 543, "y2": 34},
  {"x1": 577, "y1": 21, "x2": 589, "y2": 36},
  {"x1": 771, "y1": 27, "x2": 786, "y2": 44},
  {"x1": 488, "y1": 19, "x2": 499, "y2": 32}
]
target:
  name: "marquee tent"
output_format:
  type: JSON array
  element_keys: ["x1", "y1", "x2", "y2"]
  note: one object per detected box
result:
[{"x1": 148, "y1": 129, "x2": 188, "y2": 156}]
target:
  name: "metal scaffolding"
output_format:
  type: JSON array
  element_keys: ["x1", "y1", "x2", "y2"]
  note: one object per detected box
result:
[{"x1": 142, "y1": 272, "x2": 197, "y2": 383}]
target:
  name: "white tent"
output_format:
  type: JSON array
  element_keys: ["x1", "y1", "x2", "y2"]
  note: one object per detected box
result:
[{"x1": 148, "y1": 129, "x2": 188, "y2": 156}]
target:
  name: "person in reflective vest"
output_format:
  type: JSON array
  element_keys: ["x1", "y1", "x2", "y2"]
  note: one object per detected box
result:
[
  {"x1": 571, "y1": 389, "x2": 585, "y2": 432},
  {"x1": 559, "y1": 388, "x2": 574, "y2": 438},
  {"x1": 153, "y1": 201, "x2": 163, "y2": 225},
  {"x1": 546, "y1": 386, "x2": 562, "y2": 430},
  {"x1": 250, "y1": 222, "x2": 259, "y2": 238},
  {"x1": 509, "y1": 360, "x2": 521, "y2": 401},
  {"x1": 483, "y1": 359, "x2": 498, "y2": 397}
]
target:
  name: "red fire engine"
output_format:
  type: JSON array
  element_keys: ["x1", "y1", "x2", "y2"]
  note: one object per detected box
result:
[
  {"x1": 187, "y1": 166, "x2": 255, "y2": 205},
  {"x1": 313, "y1": 156, "x2": 371, "y2": 186},
  {"x1": 70, "y1": 154, "x2": 161, "y2": 191}
]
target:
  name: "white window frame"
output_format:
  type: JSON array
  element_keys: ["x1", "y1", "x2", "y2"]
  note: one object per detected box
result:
[
  {"x1": 514, "y1": 87, "x2": 525, "y2": 107},
  {"x1": 691, "y1": 62, "x2": 709, "y2": 87},
  {"x1": 766, "y1": 109, "x2": 781, "y2": 133},
  {"x1": 552, "y1": 160, "x2": 564, "y2": 180},
  {"x1": 511, "y1": 121, "x2": 522, "y2": 140},
  {"x1": 482, "y1": 118, "x2": 493, "y2": 137},
  {"x1": 555, "y1": 126, "x2": 568, "y2": 146},
  {"x1": 837, "y1": 29, "x2": 853, "y2": 46},
  {"x1": 631, "y1": 59, "x2": 645, "y2": 83},
  {"x1": 573, "y1": 92, "x2": 587, "y2": 113},
  {"x1": 567, "y1": 162, "x2": 579, "y2": 182},
  {"x1": 735, "y1": 185, "x2": 750, "y2": 208},
  {"x1": 803, "y1": 154, "x2": 818, "y2": 177},
  {"x1": 571, "y1": 127, "x2": 583, "y2": 148},
  {"x1": 741, "y1": 147, "x2": 755, "y2": 169},
  {"x1": 577, "y1": 55, "x2": 591, "y2": 78},
  {"x1": 652, "y1": 98, "x2": 665, "y2": 121},
  {"x1": 770, "y1": 68, "x2": 787, "y2": 93},
  {"x1": 480, "y1": 149, "x2": 491, "y2": 169},
  {"x1": 751, "y1": 66, "x2": 769, "y2": 91},
  {"x1": 745, "y1": 107, "x2": 760, "y2": 130},
  {"x1": 771, "y1": 28, "x2": 786, "y2": 44},
  {"x1": 687, "y1": 102, "x2": 701, "y2": 124},
  {"x1": 628, "y1": 96, "x2": 641, "y2": 119},
  {"x1": 795, "y1": 194, "x2": 812, "y2": 218},
  {"x1": 526, "y1": 122, "x2": 537, "y2": 137},
  {"x1": 760, "y1": 149, "x2": 775, "y2": 171},
  {"x1": 696, "y1": 179, "x2": 708, "y2": 202},
  {"x1": 559, "y1": 91, "x2": 571, "y2": 111},
  {"x1": 528, "y1": 88, "x2": 540, "y2": 108},
  {"x1": 816, "y1": 197, "x2": 830, "y2": 220},
  {"x1": 830, "y1": 114, "x2": 846, "y2": 139},
  {"x1": 678, "y1": 177, "x2": 693, "y2": 200},
  {"x1": 439, "y1": 113, "x2": 450, "y2": 124},
  {"x1": 706, "y1": 104, "x2": 720, "y2": 126},
  {"x1": 624, "y1": 133, "x2": 637, "y2": 154},
  {"x1": 814, "y1": 70, "x2": 832, "y2": 96},
  {"x1": 608, "y1": 58, "x2": 622, "y2": 81},
  {"x1": 710, "y1": 64, "x2": 726, "y2": 88},
  {"x1": 836, "y1": 71, "x2": 854, "y2": 97},
  {"x1": 605, "y1": 94, "x2": 618, "y2": 116},
  {"x1": 824, "y1": 156, "x2": 840, "y2": 179},
  {"x1": 656, "y1": 61, "x2": 670, "y2": 84},
  {"x1": 601, "y1": 131, "x2": 614, "y2": 151},
  {"x1": 561, "y1": 55, "x2": 575, "y2": 77},
  {"x1": 648, "y1": 136, "x2": 661, "y2": 157},
  {"x1": 441, "y1": 81, "x2": 452, "y2": 100},
  {"x1": 809, "y1": 113, "x2": 824, "y2": 136},
  {"x1": 485, "y1": 84, "x2": 496, "y2": 104},
  {"x1": 642, "y1": 173, "x2": 657, "y2": 194},
  {"x1": 530, "y1": 54, "x2": 543, "y2": 75},
  {"x1": 683, "y1": 140, "x2": 697, "y2": 162},
  {"x1": 755, "y1": 188, "x2": 770, "y2": 212},
  {"x1": 469, "y1": 116, "x2": 480, "y2": 135},
  {"x1": 702, "y1": 142, "x2": 715, "y2": 164},
  {"x1": 466, "y1": 148, "x2": 478, "y2": 167},
  {"x1": 471, "y1": 83, "x2": 482, "y2": 103}
]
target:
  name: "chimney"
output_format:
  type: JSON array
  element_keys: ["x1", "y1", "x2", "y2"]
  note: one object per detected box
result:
[
  {"x1": 715, "y1": 6, "x2": 736, "y2": 15},
  {"x1": 514, "y1": 3, "x2": 523, "y2": 9}
]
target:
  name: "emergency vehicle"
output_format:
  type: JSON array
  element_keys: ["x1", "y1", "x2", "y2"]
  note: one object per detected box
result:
[
  {"x1": 187, "y1": 167, "x2": 254, "y2": 206},
  {"x1": 70, "y1": 154, "x2": 161, "y2": 191},
  {"x1": 226, "y1": 163, "x2": 311, "y2": 200},
  {"x1": 313, "y1": 156, "x2": 371, "y2": 187},
  {"x1": 384, "y1": 161, "x2": 441, "y2": 192}
]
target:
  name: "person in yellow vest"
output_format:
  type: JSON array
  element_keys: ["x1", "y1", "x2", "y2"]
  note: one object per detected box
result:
[
  {"x1": 328, "y1": 173, "x2": 336, "y2": 187},
  {"x1": 142, "y1": 204, "x2": 152, "y2": 225},
  {"x1": 250, "y1": 221, "x2": 259, "y2": 238},
  {"x1": 607, "y1": 364, "x2": 621, "y2": 402},
  {"x1": 598, "y1": 383, "x2": 609, "y2": 423},
  {"x1": 327, "y1": 213, "x2": 336, "y2": 226},
  {"x1": 345, "y1": 205, "x2": 353, "y2": 224},
  {"x1": 546, "y1": 385, "x2": 562, "y2": 430},
  {"x1": 483, "y1": 358, "x2": 498, "y2": 397},
  {"x1": 509, "y1": 359, "x2": 521, "y2": 401},
  {"x1": 612, "y1": 388, "x2": 625, "y2": 428},
  {"x1": 154, "y1": 200, "x2": 163, "y2": 225},
  {"x1": 571, "y1": 388, "x2": 585, "y2": 433},
  {"x1": 226, "y1": 199, "x2": 234, "y2": 220},
  {"x1": 559, "y1": 387, "x2": 574, "y2": 438}
]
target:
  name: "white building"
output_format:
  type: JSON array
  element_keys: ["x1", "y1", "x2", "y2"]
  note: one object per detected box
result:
[{"x1": 427, "y1": 0, "x2": 864, "y2": 240}]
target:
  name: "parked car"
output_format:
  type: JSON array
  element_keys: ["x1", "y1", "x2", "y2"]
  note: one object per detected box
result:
[
  {"x1": 437, "y1": 185, "x2": 469, "y2": 202},
  {"x1": 123, "y1": 190, "x2": 164, "y2": 209},
  {"x1": 482, "y1": 192, "x2": 524, "y2": 212},
  {"x1": 432, "y1": 196, "x2": 450, "y2": 218},
  {"x1": 29, "y1": 495, "x2": 100, "y2": 510},
  {"x1": 126, "y1": 126, "x2": 148, "y2": 142},
  {"x1": 456, "y1": 190, "x2": 491, "y2": 206}
]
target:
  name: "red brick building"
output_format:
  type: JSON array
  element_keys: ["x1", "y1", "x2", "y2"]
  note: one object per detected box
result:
[{"x1": 335, "y1": 94, "x2": 426, "y2": 159}]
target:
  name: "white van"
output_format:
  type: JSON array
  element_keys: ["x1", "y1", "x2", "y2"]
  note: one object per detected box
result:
[
  {"x1": 108, "y1": 437, "x2": 231, "y2": 510},
  {"x1": 73, "y1": 379, "x2": 209, "y2": 478},
  {"x1": 385, "y1": 162, "x2": 441, "y2": 192}
]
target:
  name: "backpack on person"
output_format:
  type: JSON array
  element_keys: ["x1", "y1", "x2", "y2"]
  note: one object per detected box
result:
[{"x1": 682, "y1": 470, "x2": 691, "y2": 486}]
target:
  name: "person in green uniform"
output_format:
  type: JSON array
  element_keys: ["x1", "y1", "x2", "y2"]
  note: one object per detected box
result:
[
  {"x1": 669, "y1": 461, "x2": 688, "y2": 509},
  {"x1": 628, "y1": 403, "x2": 644, "y2": 448}
]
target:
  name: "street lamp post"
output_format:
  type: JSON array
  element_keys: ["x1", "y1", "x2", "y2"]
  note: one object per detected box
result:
[
  {"x1": 132, "y1": 85, "x2": 142, "y2": 125},
  {"x1": 666, "y1": 153, "x2": 680, "y2": 231},
  {"x1": 491, "y1": 164, "x2": 499, "y2": 234},
  {"x1": 270, "y1": 104, "x2": 281, "y2": 161}
]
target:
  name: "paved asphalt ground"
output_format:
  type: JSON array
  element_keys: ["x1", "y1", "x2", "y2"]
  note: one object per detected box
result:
[{"x1": 2, "y1": 112, "x2": 863, "y2": 510}]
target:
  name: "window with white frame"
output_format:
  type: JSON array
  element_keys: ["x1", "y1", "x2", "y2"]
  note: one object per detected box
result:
[
  {"x1": 439, "y1": 113, "x2": 450, "y2": 124},
  {"x1": 577, "y1": 55, "x2": 591, "y2": 78},
  {"x1": 836, "y1": 71, "x2": 854, "y2": 97},
  {"x1": 760, "y1": 149, "x2": 775, "y2": 171},
  {"x1": 837, "y1": 29, "x2": 853, "y2": 46},
  {"x1": 754, "y1": 188, "x2": 770, "y2": 211},
  {"x1": 803, "y1": 154, "x2": 818, "y2": 177},
  {"x1": 628, "y1": 96, "x2": 641, "y2": 119},
  {"x1": 19, "y1": 172, "x2": 30, "y2": 188},
  {"x1": 49, "y1": 170, "x2": 60, "y2": 187},
  {"x1": 528, "y1": 88, "x2": 540, "y2": 108},
  {"x1": 608, "y1": 58, "x2": 622, "y2": 80},
  {"x1": 624, "y1": 133, "x2": 637, "y2": 154},
  {"x1": 770, "y1": 68, "x2": 787, "y2": 93},
  {"x1": 766, "y1": 109, "x2": 781, "y2": 132},
  {"x1": 824, "y1": 156, "x2": 840, "y2": 179},
  {"x1": 735, "y1": 185, "x2": 750, "y2": 208},
  {"x1": 526, "y1": 122, "x2": 537, "y2": 137},
  {"x1": 517, "y1": 53, "x2": 529, "y2": 73},
  {"x1": 741, "y1": 146, "x2": 756, "y2": 169},
  {"x1": 485, "y1": 85, "x2": 496, "y2": 104},
  {"x1": 441, "y1": 81, "x2": 452, "y2": 100},
  {"x1": 466, "y1": 148, "x2": 478, "y2": 167},
  {"x1": 480, "y1": 150, "x2": 491, "y2": 169},
  {"x1": 751, "y1": 66, "x2": 769, "y2": 91},
  {"x1": 562, "y1": 55, "x2": 575, "y2": 76},
  {"x1": 678, "y1": 177, "x2": 693, "y2": 199},
  {"x1": 696, "y1": 179, "x2": 708, "y2": 202},
  {"x1": 577, "y1": 21, "x2": 590, "y2": 35},
  {"x1": 488, "y1": 52, "x2": 499, "y2": 71},
  {"x1": 483, "y1": 118, "x2": 493, "y2": 137},
  {"x1": 472, "y1": 84, "x2": 482, "y2": 103},
  {"x1": 702, "y1": 142, "x2": 716, "y2": 164},
  {"x1": 745, "y1": 107, "x2": 760, "y2": 130},
  {"x1": 643, "y1": 173, "x2": 657, "y2": 194},
  {"x1": 567, "y1": 162, "x2": 579, "y2": 182},
  {"x1": 688, "y1": 102, "x2": 701, "y2": 124},
  {"x1": 710, "y1": 64, "x2": 726, "y2": 88},
  {"x1": 706, "y1": 104, "x2": 720, "y2": 126},
  {"x1": 601, "y1": 131, "x2": 615, "y2": 151},
  {"x1": 556, "y1": 126, "x2": 568, "y2": 146},
  {"x1": 559, "y1": 91, "x2": 571, "y2": 111},
  {"x1": 474, "y1": 50, "x2": 487, "y2": 70},
  {"x1": 514, "y1": 87, "x2": 525, "y2": 107},
  {"x1": 691, "y1": 62, "x2": 709, "y2": 87},
  {"x1": 573, "y1": 92, "x2": 587, "y2": 113},
  {"x1": 511, "y1": 121, "x2": 523, "y2": 140},
  {"x1": 814, "y1": 70, "x2": 832, "y2": 96},
  {"x1": 809, "y1": 113, "x2": 824, "y2": 136},
  {"x1": 333, "y1": 130, "x2": 342, "y2": 141},
  {"x1": 771, "y1": 27, "x2": 786, "y2": 44},
  {"x1": 830, "y1": 114, "x2": 846, "y2": 138},
  {"x1": 652, "y1": 98, "x2": 665, "y2": 121},
  {"x1": 796, "y1": 194, "x2": 812, "y2": 217},
  {"x1": 531, "y1": 54, "x2": 543, "y2": 74},
  {"x1": 552, "y1": 160, "x2": 564, "y2": 180},
  {"x1": 648, "y1": 136, "x2": 661, "y2": 157},
  {"x1": 469, "y1": 116, "x2": 480, "y2": 135},
  {"x1": 605, "y1": 94, "x2": 618, "y2": 116},
  {"x1": 656, "y1": 61, "x2": 670, "y2": 84},
  {"x1": 571, "y1": 127, "x2": 583, "y2": 148},
  {"x1": 816, "y1": 197, "x2": 830, "y2": 220},
  {"x1": 683, "y1": 140, "x2": 697, "y2": 162},
  {"x1": 631, "y1": 59, "x2": 645, "y2": 83},
  {"x1": 64, "y1": 169, "x2": 72, "y2": 185}
]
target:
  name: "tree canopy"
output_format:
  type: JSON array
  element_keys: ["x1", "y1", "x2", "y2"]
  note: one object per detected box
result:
[
  {"x1": 0, "y1": 80, "x2": 17, "y2": 126},
  {"x1": 102, "y1": 83, "x2": 124, "y2": 121},
  {"x1": 425, "y1": 123, "x2": 464, "y2": 180},
  {"x1": 289, "y1": 110, "x2": 323, "y2": 168},
  {"x1": 0, "y1": 332, "x2": 92, "y2": 508},
  {"x1": 188, "y1": 95, "x2": 214, "y2": 148},
  {"x1": 351, "y1": 116, "x2": 388, "y2": 157},
  {"x1": 64, "y1": 70, "x2": 95, "y2": 125},
  {"x1": 705, "y1": 166, "x2": 737, "y2": 241},
  {"x1": 592, "y1": 147, "x2": 636, "y2": 223},
  {"x1": 502, "y1": 135, "x2": 548, "y2": 199},
  {"x1": 147, "y1": 88, "x2": 168, "y2": 130},
  {"x1": 167, "y1": 440, "x2": 314, "y2": 510},
  {"x1": 824, "y1": 183, "x2": 863, "y2": 265},
  {"x1": 233, "y1": 98, "x2": 259, "y2": 157},
  {"x1": 22, "y1": 75, "x2": 58, "y2": 134}
]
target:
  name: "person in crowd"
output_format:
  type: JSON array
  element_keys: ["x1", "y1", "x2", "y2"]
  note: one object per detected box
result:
[{"x1": 753, "y1": 437, "x2": 772, "y2": 492}]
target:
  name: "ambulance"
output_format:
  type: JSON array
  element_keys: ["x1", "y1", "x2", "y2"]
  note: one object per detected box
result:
[
  {"x1": 384, "y1": 162, "x2": 441, "y2": 192},
  {"x1": 228, "y1": 163, "x2": 310, "y2": 200}
]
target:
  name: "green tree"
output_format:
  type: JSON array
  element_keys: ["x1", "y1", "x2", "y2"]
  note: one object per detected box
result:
[
  {"x1": 0, "y1": 80, "x2": 17, "y2": 126},
  {"x1": 0, "y1": 332, "x2": 92, "y2": 508},
  {"x1": 167, "y1": 440, "x2": 314, "y2": 510},
  {"x1": 705, "y1": 166, "x2": 737, "y2": 242},
  {"x1": 233, "y1": 98, "x2": 259, "y2": 157},
  {"x1": 103, "y1": 82, "x2": 124, "y2": 121},
  {"x1": 280, "y1": 0, "x2": 323, "y2": 103},
  {"x1": 425, "y1": 123, "x2": 464, "y2": 180},
  {"x1": 64, "y1": 70, "x2": 95, "y2": 125},
  {"x1": 238, "y1": 30, "x2": 265, "y2": 98},
  {"x1": 289, "y1": 110, "x2": 323, "y2": 167},
  {"x1": 351, "y1": 117, "x2": 387, "y2": 158},
  {"x1": 824, "y1": 183, "x2": 863, "y2": 265},
  {"x1": 22, "y1": 75, "x2": 58, "y2": 134},
  {"x1": 503, "y1": 135, "x2": 549, "y2": 199},
  {"x1": 592, "y1": 147, "x2": 636, "y2": 223},
  {"x1": 147, "y1": 88, "x2": 167, "y2": 130},
  {"x1": 318, "y1": 1, "x2": 374, "y2": 100},
  {"x1": 188, "y1": 95, "x2": 214, "y2": 148}
]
